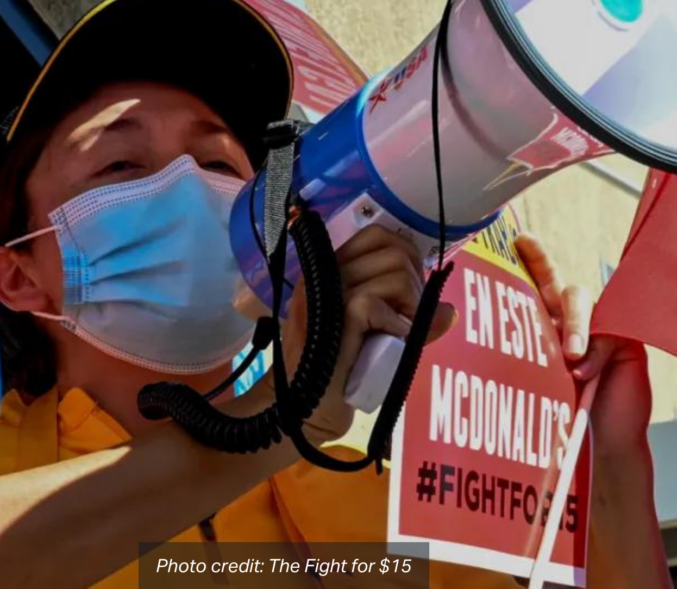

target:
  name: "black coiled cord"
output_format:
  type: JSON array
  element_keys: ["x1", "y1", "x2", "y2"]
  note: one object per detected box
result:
[
  {"x1": 137, "y1": 207, "x2": 344, "y2": 454},
  {"x1": 281, "y1": 207, "x2": 344, "y2": 422},
  {"x1": 137, "y1": 380, "x2": 283, "y2": 454}
]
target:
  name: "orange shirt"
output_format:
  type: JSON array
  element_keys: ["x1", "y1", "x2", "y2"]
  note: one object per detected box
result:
[{"x1": 0, "y1": 387, "x2": 521, "y2": 588}]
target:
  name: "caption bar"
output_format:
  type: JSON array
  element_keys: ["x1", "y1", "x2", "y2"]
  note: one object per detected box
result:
[
  {"x1": 157, "y1": 556, "x2": 413, "y2": 575},
  {"x1": 139, "y1": 542, "x2": 429, "y2": 588}
]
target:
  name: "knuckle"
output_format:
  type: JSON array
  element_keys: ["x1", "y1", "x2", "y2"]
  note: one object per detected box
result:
[
  {"x1": 401, "y1": 274, "x2": 422, "y2": 309},
  {"x1": 345, "y1": 293, "x2": 375, "y2": 318},
  {"x1": 539, "y1": 260, "x2": 560, "y2": 283},
  {"x1": 397, "y1": 271, "x2": 417, "y2": 294},
  {"x1": 385, "y1": 246, "x2": 412, "y2": 269},
  {"x1": 360, "y1": 224, "x2": 390, "y2": 241}
]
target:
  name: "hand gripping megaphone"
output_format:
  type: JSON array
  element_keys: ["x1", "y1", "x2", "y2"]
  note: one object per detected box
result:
[{"x1": 139, "y1": 0, "x2": 677, "y2": 469}]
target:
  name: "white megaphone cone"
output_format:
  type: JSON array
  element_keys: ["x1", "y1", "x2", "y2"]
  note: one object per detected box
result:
[{"x1": 231, "y1": 0, "x2": 677, "y2": 413}]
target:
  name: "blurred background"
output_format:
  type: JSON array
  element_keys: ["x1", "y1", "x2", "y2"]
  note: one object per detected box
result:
[{"x1": 2, "y1": 0, "x2": 676, "y2": 580}]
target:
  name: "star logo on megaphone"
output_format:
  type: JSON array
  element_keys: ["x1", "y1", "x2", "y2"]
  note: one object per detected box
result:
[{"x1": 368, "y1": 79, "x2": 392, "y2": 114}]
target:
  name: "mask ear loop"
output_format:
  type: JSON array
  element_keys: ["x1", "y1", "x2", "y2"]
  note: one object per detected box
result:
[
  {"x1": 4, "y1": 226, "x2": 59, "y2": 249},
  {"x1": 4, "y1": 226, "x2": 66, "y2": 322},
  {"x1": 32, "y1": 311, "x2": 69, "y2": 322}
]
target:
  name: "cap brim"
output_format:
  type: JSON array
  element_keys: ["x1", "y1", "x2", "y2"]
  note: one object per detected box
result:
[{"x1": 7, "y1": 0, "x2": 293, "y2": 169}]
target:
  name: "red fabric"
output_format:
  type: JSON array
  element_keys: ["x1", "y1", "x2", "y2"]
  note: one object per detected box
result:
[{"x1": 593, "y1": 170, "x2": 677, "y2": 355}]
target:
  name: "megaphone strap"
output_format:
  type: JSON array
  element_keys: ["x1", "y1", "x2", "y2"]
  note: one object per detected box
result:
[{"x1": 262, "y1": 121, "x2": 303, "y2": 259}]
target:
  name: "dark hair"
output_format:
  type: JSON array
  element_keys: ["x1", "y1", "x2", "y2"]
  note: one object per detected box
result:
[{"x1": 0, "y1": 125, "x2": 58, "y2": 397}]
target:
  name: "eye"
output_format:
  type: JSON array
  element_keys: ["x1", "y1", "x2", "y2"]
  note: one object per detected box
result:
[
  {"x1": 201, "y1": 160, "x2": 239, "y2": 177},
  {"x1": 96, "y1": 160, "x2": 141, "y2": 177}
]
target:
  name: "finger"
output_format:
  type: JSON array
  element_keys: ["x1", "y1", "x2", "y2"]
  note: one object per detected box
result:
[
  {"x1": 426, "y1": 303, "x2": 459, "y2": 344},
  {"x1": 337, "y1": 225, "x2": 424, "y2": 278},
  {"x1": 514, "y1": 232, "x2": 565, "y2": 320},
  {"x1": 346, "y1": 270, "x2": 423, "y2": 319},
  {"x1": 561, "y1": 285, "x2": 594, "y2": 360},
  {"x1": 339, "y1": 246, "x2": 422, "y2": 290},
  {"x1": 338, "y1": 295, "x2": 414, "y2": 370},
  {"x1": 348, "y1": 296, "x2": 412, "y2": 339},
  {"x1": 571, "y1": 336, "x2": 619, "y2": 381}
]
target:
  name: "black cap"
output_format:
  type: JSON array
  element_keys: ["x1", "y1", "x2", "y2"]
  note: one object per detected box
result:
[{"x1": 0, "y1": 0, "x2": 294, "y2": 169}]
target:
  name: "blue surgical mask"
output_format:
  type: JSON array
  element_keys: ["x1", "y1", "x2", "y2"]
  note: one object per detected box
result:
[{"x1": 6, "y1": 155, "x2": 254, "y2": 374}]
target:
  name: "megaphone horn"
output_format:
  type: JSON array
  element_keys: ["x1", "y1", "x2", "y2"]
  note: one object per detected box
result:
[
  {"x1": 230, "y1": 0, "x2": 677, "y2": 414},
  {"x1": 141, "y1": 0, "x2": 677, "y2": 463}
]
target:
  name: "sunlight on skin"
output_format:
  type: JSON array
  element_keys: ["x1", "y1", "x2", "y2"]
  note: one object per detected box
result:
[{"x1": 66, "y1": 99, "x2": 142, "y2": 153}]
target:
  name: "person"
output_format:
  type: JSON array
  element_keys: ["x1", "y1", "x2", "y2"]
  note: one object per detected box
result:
[{"x1": 0, "y1": 0, "x2": 669, "y2": 588}]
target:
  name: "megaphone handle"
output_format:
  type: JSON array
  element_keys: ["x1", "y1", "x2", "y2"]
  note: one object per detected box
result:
[{"x1": 344, "y1": 333, "x2": 406, "y2": 414}]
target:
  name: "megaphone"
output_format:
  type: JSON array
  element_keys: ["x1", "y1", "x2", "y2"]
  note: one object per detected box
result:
[
  {"x1": 140, "y1": 0, "x2": 677, "y2": 467},
  {"x1": 229, "y1": 0, "x2": 677, "y2": 412}
]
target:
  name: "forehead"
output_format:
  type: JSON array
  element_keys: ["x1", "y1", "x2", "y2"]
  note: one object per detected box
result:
[
  {"x1": 25, "y1": 80, "x2": 247, "y2": 210},
  {"x1": 52, "y1": 81, "x2": 225, "y2": 141}
]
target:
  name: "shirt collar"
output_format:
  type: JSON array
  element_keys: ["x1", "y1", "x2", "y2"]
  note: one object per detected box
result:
[{"x1": 0, "y1": 387, "x2": 131, "y2": 471}]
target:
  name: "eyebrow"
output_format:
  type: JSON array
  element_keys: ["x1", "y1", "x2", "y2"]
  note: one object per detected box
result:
[
  {"x1": 68, "y1": 117, "x2": 144, "y2": 152},
  {"x1": 67, "y1": 116, "x2": 235, "y2": 154}
]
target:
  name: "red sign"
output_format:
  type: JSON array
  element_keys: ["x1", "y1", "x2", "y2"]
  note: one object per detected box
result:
[
  {"x1": 247, "y1": 0, "x2": 367, "y2": 116},
  {"x1": 388, "y1": 208, "x2": 592, "y2": 587}
]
